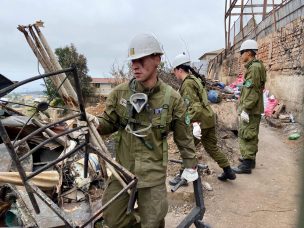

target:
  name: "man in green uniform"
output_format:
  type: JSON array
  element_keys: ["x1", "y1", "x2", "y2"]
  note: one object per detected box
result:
[
  {"x1": 95, "y1": 34, "x2": 198, "y2": 228},
  {"x1": 232, "y1": 39, "x2": 267, "y2": 174}
]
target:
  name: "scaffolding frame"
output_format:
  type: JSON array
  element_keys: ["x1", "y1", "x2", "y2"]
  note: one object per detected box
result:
[{"x1": 224, "y1": 0, "x2": 290, "y2": 50}]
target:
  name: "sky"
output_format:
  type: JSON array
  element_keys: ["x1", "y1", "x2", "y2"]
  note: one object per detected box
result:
[{"x1": 1, "y1": 0, "x2": 226, "y2": 91}]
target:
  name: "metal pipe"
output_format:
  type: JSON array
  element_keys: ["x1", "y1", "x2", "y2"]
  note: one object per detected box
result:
[
  {"x1": 80, "y1": 180, "x2": 137, "y2": 228},
  {"x1": 0, "y1": 121, "x2": 40, "y2": 213},
  {"x1": 31, "y1": 119, "x2": 68, "y2": 147},
  {"x1": 20, "y1": 126, "x2": 85, "y2": 161},
  {"x1": 0, "y1": 68, "x2": 74, "y2": 97},
  {"x1": 29, "y1": 183, "x2": 74, "y2": 227},
  {"x1": 14, "y1": 113, "x2": 80, "y2": 147},
  {"x1": 26, "y1": 142, "x2": 86, "y2": 180},
  {"x1": 72, "y1": 67, "x2": 90, "y2": 178},
  {"x1": 88, "y1": 143, "x2": 135, "y2": 181}
]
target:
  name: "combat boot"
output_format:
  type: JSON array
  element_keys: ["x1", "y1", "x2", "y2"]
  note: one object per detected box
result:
[
  {"x1": 217, "y1": 166, "x2": 236, "y2": 181},
  {"x1": 232, "y1": 159, "x2": 252, "y2": 174},
  {"x1": 238, "y1": 157, "x2": 256, "y2": 169},
  {"x1": 169, "y1": 170, "x2": 188, "y2": 186}
]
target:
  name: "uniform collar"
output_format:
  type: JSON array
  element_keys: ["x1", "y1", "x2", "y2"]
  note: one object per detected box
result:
[
  {"x1": 133, "y1": 78, "x2": 161, "y2": 95},
  {"x1": 183, "y1": 74, "x2": 192, "y2": 81},
  {"x1": 179, "y1": 74, "x2": 192, "y2": 90},
  {"x1": 245, "y1": 58, "x2": 257, "y2": 69}
]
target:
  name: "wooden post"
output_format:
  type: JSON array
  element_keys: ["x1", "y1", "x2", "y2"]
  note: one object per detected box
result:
[{"x1": 18, "y1": 21, "x2": 126, "y2": 185}]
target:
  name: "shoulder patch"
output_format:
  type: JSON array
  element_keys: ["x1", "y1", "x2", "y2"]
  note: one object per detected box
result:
[
  {"x1": 119, "y1": 98, "x2": 127, "y2": 107},
  {"x1": 244, "y1": 79, "x2": 253, "y2": 88},
  {"x1": 185, "y1": 112, "x2": 191, "y2": 125},
  {"x1": 184, "y1": 97, "x2": 190, "y2": 107}
]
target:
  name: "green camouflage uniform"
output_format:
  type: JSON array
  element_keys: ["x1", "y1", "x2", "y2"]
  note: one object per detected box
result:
[
  {"x1": 180, "y1": 75, "x2": 230, "y2": 168},
  {"x1": 238, "y1": 58, "x2": 267, "y2": 160},
  {"x1": 97, "y1": 78, "x2": 197, "y2": 228}
]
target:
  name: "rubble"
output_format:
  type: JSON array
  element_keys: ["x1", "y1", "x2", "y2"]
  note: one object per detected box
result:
[{"x1": 0, "y1": 21, "x2": 136, "y2": 226}]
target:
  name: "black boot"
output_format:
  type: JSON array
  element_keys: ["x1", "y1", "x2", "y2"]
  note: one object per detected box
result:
[
  {"x1": 232, "y1": 159, "x2": 252, "y2": 174},
  {"x1": 238, "y1": 157, "x2": 256, "y2": 169},
  {"x1": 169, "y1": 170, "x2": 188, "y2": 186},
  {"x1": 218, "y1": 166, "x2": 236, "y2": 181}
]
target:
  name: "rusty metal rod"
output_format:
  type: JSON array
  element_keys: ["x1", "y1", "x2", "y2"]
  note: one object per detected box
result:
[
  {"x1": 80, "y1": 179, "x2": 137, "y2": 228},
  {"x1": 20, "y1": 125, "x2": 85, "y2": 161},
  {"x1": 31, "y1": 118, "x2": 68, "y2": 147},
  {"x1": 14, "y1": 113, "x2": 80, "y2": 147},
  {"x1": 72, "y1": 67, "x2": 90, "y2": 178},
  {"x1": 126, "y1": 186, "x2": 137, "y2": 215},
  {"x1": 26, "y1": 142, "x2": 86, "y2": 180},
  {"x1": 0, "y1": 68, "x2": 74, "y2": 97},
  {"x1": 88, "y1": 143, "x2": 135, "y2": 182},
  {"x1": 29, "y1": 183, "x2": 74, "y2": 227},
  {"x1": 0, "y1": 121, "x2": 40, "y2": 213}
]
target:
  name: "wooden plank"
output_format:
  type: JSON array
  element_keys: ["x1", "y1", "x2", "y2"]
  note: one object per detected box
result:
[{"x1": 272, "y1": 102, "x2": 285, "y2": 118}]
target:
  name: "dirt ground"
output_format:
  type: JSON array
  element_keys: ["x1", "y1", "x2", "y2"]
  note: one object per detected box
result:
[{"x1": 165, "y1": 120, "x2": 302, "y2": 228}]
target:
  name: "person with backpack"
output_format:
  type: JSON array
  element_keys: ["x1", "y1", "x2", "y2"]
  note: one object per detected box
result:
[{"x1": 169, "y1": 53, "x2": 236, "y2": 187}]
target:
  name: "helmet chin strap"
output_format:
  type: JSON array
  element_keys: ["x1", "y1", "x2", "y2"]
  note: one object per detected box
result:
[{"x1": 125, "y1": 123, "x2": 152, "y2": 138}]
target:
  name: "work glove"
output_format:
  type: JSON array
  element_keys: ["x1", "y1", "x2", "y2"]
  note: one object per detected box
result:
[
  {"x1": 181, "y1": 168, "x2": 199, "y2": 182},
  {"x1": 192, "y1": 122, "x2": 202, "y2": 139},
  {"x1": 240, "y1": 110, "x2": 249, "y2": 123},
  {"x1": 85, "y1": 113, "x2": 100, "y2": 128}
]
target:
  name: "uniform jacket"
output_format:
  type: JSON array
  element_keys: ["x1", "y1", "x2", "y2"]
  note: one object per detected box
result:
[
  {"x1": 180, "y1": 75, "x2": 215, "y2": 129},
  {"x1": 97, "y1": 78, "x2": 197, "y2": 188},
  {"x1": 239, "y1": 59, "x2": 267, "y2": 115}
]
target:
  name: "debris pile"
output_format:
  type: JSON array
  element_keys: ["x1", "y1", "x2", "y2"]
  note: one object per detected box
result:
[
  {"x1": 263, "y1": 91, "x2": 298, "y2": 129},
  {"x1": 205, "y1": 73, "x2": 244, "y2": 103},
  {"x1": 0, "y1": 99, "x2": 107, "y2": 227},
  {"x1": 0, "y1": 21, "x2": 136, "y2": 227}
]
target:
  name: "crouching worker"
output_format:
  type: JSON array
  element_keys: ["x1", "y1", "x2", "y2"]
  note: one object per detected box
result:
[
  {"x1": 169, "y1": 54, "x2": 236, "y2": 187},
  {"x1": 93, "y1": 34, "x2": 198, "y2": 228}
]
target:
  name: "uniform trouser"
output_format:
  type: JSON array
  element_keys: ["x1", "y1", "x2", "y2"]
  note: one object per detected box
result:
[
  {"x1": 238, "y1": 114, "x2": 261, "y2": 160},
  {"x1": 194, "y1": 127, "x2": 230, "y2": 168},
  {"x1": 102, "y1": 179, "x2": 168, "y2": 228}
]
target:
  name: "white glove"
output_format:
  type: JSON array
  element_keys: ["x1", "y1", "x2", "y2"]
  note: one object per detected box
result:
[
  {"x1": 86, "y1": 113, "x2": 100, "y2": 128},
  {"x1": 192, "y1": 122, "x2": 202, "y2": 139},
  {"x1": 240, "y1": 111, "x2": 249, "y2": 123},
  {"x1": 181, "y1": 168, "x2": 199, "y2": 182}
]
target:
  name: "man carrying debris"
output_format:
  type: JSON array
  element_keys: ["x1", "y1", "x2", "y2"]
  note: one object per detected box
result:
[
  {"x1": 232, "y1": 39, "x2": 267, "y2": 174},
  {"x1": 94, "y1": 33, "x2": 198, "y2": 228},
  {"x1": 169, "y1": 53, "x2": 236, "y2": 185}
]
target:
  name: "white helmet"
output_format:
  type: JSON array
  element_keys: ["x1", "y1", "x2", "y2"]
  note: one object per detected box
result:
[
  {"x1": 127, "y1": 33, "x2": 164, "y2": 60},
  {"x1": 172, "y1": 53, "x2": 191, "y2": 69},
  {"x1": 240, "y1": 39, "x2": 258, "y2": 53}
]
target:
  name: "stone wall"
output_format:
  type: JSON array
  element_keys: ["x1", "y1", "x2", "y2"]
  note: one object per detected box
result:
[{"x1": 209, "y1": 1, "x2": 304, "y2": 122}]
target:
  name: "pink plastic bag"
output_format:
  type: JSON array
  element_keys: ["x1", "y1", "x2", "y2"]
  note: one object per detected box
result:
[
  {"x1": 264, "y1": 96, "x2": 278, "y2": 117},
  {"x1": 229, "y1": 73, "x2": 244, "y2": 88}
]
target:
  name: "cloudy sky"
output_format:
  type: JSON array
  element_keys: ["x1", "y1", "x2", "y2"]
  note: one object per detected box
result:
[{"x1": 1, "y1": 0, "x2": 225, "y2": 91}]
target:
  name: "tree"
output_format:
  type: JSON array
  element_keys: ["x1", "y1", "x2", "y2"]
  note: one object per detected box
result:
[
  {"x1": 43, "y1": 44, "x2": 94, "y2": 104},
  {"x1": 110, "y1": 62, "x2": 132, "y2": 86},
  {"x1": 157, "y1": 61, "x2": 181, "y2": 90}
]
